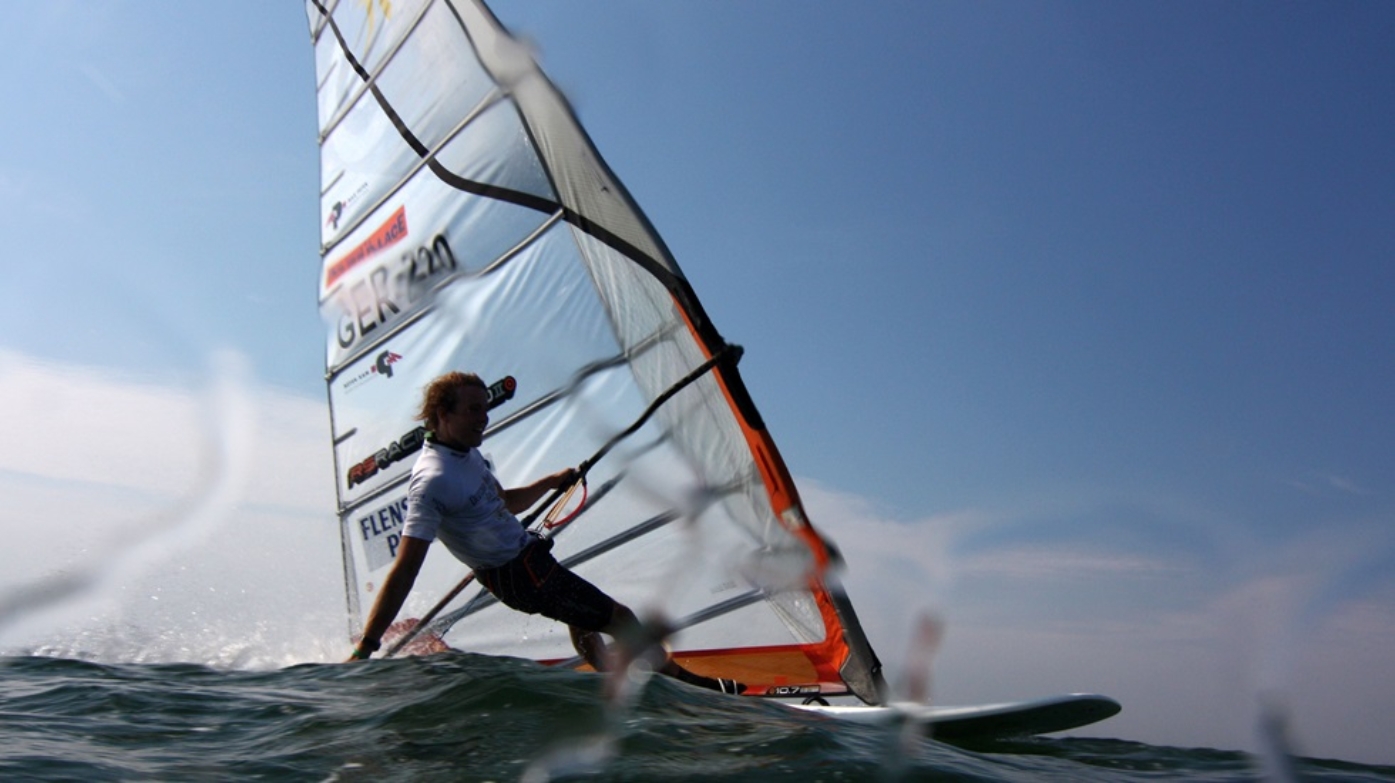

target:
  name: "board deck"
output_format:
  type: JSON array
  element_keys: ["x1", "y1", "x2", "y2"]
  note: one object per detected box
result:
[{"x1": 789, "y1": 693, "x2": 1121, "y2": 740}]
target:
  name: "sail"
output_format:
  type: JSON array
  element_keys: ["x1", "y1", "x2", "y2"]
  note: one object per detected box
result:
[{"x1": 306, "y1": 0, "x2": 885, "y2": 704}]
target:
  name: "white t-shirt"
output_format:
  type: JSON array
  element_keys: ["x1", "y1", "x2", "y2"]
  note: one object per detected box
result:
[{"x1": 400, "y1": 440, "x2": 531, "y2": 569}]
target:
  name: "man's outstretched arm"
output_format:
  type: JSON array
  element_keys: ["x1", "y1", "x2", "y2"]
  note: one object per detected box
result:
[{"x1": 347, "y1": 535, "x2": 431, "y2": 661}]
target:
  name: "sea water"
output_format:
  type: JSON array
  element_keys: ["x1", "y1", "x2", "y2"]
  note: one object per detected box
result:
[{"x1": 3, "y1": 652, "x2": 1393, "y2": 782}]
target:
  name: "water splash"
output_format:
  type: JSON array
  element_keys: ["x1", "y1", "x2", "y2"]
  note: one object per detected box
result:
[{"x1": 0, "y1": 350, "x2": 256, "y2": 652}]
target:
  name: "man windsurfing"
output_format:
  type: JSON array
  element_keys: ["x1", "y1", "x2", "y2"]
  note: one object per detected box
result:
[{"x1": 346, "y1": 371, "x2": 744, "y2": 695}]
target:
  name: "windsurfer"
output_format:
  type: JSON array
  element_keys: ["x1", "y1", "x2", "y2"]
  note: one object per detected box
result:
[{"x1": 346, "y1": 371, "x2": 745, "y2": 695}]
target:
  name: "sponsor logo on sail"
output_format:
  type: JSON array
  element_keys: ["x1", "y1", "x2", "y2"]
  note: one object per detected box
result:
[
  {"x1": 339, "y1": 350, "x2": 404, "y2": 394},
  {"x1": 324, "y1": 205, "x2": 409, "y2": 288},
  {"x1": 324, "y1": 181, "x2": 370, "y2": 232},
  {"x1": 346, "y1": 425, "x2": 427, "y2": 488},
  {"x1": 358, "y1": 494, "x2": 410, "y2": 571}
]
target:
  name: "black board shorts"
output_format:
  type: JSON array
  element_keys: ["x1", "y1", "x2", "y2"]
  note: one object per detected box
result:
[{"x1": 475, "y1": 536, "x2": 616, "y2": 633}]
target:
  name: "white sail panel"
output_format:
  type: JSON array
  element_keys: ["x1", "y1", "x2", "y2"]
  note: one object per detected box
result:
[
  {"x1": 330, "y1": 222, "x2": 621, "y2": 505},
  {"x1": 318, "y1": 182, "x2": 551, "y2": 368},
  {"x1": 310, "y1": 0, "x2": 433, "y2": 127},
  {"x1": 317, "y1": 5, "x2": 550, "y2": 253}
]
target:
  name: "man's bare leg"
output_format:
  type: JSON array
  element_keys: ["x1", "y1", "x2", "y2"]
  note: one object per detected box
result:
[
  {"x1": 569, "y1": 624, "x2": 609, "y2": 671},
  {"x1": 571, "y1": 602, "x2": 745, "y2": 694}
]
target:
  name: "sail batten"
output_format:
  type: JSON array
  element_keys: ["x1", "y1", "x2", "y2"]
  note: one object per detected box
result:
[{"x1": 309, "y1": 0, "x2": 886, "y2": 705}]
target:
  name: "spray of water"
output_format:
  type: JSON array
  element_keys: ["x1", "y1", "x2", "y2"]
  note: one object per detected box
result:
[{"x1": 0, "y1": 351, "x2": 267, "y2": 658}]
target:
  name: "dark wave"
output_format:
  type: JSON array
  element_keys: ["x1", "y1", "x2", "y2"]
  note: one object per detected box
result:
[{"x1": 2, "y1": 654, "x2": 1392, "y2": 782}]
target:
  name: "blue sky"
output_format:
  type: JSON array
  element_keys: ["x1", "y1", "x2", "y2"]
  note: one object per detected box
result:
[{"x1": 3, "y1": 0, "x2": 1394, "y2": 767}]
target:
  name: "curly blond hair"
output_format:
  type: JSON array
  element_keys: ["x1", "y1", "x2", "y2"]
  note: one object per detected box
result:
[{"x1": 416, "y1": 371, "x2": 486, "y2": 430}]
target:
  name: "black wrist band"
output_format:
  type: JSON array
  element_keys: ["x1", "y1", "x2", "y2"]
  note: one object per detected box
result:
[{"x1": 359, "y1": 638, "x2": 381, "y2": 653}]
